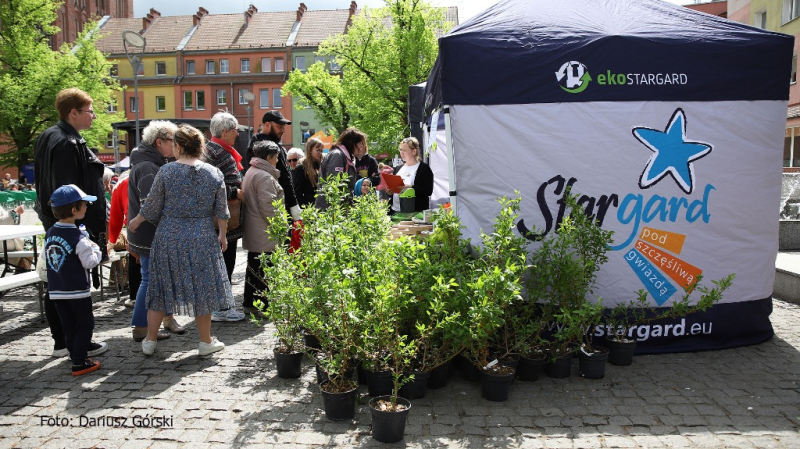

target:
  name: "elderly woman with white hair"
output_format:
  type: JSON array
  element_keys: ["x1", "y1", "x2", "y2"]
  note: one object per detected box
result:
[{"x1": 204, "y1": 111, "x2": 246, "y2": 322}]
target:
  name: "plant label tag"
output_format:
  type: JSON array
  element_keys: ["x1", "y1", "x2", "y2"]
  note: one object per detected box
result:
[{"x1": 484, "y1": 359, "x2": 498, "y2": 369}]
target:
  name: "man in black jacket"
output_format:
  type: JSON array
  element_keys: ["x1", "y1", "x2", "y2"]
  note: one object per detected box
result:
[
  {"x1": 34, "y1": 88, "x2": 108, "y2": 358},
  {"x1": 244, "y1": 111, "x2": 301, "y2": 221}
]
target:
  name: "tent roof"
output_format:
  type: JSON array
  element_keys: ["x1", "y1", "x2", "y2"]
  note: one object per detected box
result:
[{"x1": 425, "y1": 0, "x2": 793, "y2": 113}]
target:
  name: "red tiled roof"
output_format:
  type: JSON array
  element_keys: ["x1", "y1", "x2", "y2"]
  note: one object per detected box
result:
[
  {"x1": 294, "y1": 9, "x2": 351, "y2": 48},
  {"x1": 95, "y1": 18, "x2": 143, "y2": 54},
  {"x1": 183, "y1": 11, "x2": 297, "y2": 51},
  {"x1": 141, "y1": 16, "x2": 195, "y2": 53}
]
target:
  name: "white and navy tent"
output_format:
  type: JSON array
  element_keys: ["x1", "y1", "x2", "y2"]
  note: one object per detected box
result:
[{"x1": 423, "y1": 0, "x2": 794, "y2": 353}]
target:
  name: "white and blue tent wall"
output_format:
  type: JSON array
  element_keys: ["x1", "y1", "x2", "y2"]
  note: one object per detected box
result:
[{"x1": 424, "y1": 0, "x2": 794, "y2": 353}]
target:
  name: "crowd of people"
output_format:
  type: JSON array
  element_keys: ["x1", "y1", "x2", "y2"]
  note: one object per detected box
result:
[{"x1": 32, "y1": 87, "x2": 435, "y2": 375}]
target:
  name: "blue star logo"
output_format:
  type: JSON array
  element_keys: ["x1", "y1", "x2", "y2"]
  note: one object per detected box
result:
[{"x1": 633, "y1": 108, "x2": 712, "y2": 194}]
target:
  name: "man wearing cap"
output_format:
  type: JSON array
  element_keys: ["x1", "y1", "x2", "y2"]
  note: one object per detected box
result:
[
  {"x1": 34, "y1": 88, "x2": 108, "y2": 359},
  {"x1": 244, "y1": 111, "x2": 301, "y2": 221}
]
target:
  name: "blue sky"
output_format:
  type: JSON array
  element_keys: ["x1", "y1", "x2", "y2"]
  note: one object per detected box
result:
[{"x1": 134, "y1": 0, "x2": 695, "y2": 23}]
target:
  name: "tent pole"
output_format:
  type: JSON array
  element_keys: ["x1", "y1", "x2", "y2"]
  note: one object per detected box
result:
[{"x1": 444, "y1": 107, "x2": 456, "y2": 214}]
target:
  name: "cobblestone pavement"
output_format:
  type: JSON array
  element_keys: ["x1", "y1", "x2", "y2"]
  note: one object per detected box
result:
[{"x1": 1, "y1": 244, "x2": 799, "y2": 448}]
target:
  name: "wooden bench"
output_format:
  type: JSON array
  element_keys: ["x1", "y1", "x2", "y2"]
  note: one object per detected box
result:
[{"x1": 0, "y1": 271, "x2": 44, "y2": 322}]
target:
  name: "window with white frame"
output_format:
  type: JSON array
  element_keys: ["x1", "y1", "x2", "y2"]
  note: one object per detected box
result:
[
  {"x1": 183, "y1": 91, "x2": 193, "y2": 110},
  {"x1": 783, "y1": 0, "x2": 800, "y2": 23},
  {"x1": 109, "y1": 64, "x2": 118, "y2": 76},
  {"x1": 220, "y1": 59, "x2": 229, "y2": 74},
  {"x1": 130, "y1": 97, "x2": 138, "y2": 112},
  {"x1": 196, "y1": 91, "x2": 205, "y2": 110},
  {"x1": 793, "y1": 55, "x2": 798, "y2": 84},
  {"x1": 239, "y1": 89, "x2": 250, "y2": 105},
  {"x1": 295, "y1": 56, "x2": 306, "y2": 72},
  {"x1": 755, "y1": 10, "x2": 767, "y2": 28},
  {"x1": 259, "y1": 89, "x2": 269, "y2": 109},
  {"x1": 261, "y1": 57, "x2": 271, "y2": 72},
  {"x1": 314, "y1": 56, "x2": 325, "y2": 66},
  {"x1": 106, "y1": 102, "x2": 117, "y2": 113},
  {"x1": 241, "y1": 58, "x2": 250, "y2": 73},
  {"x1": 217, "y1": 89, "x2": 226, "y2": 105},
  {"x1": 186, "y1": 60, "x2": 195, "y2": 75},
  {"x1": 275, "y1": 57, "x2": 284, "y2": 72},
  {"x1": 785, "y1": 127, "x2": 800, "y2": 167},
  {"x1": 273, "y1": 88, "x2": 282, "y2": 108},
  {"x1": 156, "y1": 96, "x2": 166, "y2": 112},
  {"x1": 106, "y1": 133, "x2": 114, "y2": 148},
  {"x1": 156, "y1": 61, "x2": 167, "y2": 76},
  {"x1": 329, "y1": 58, "x2": 341, "y2": 72},
  {"x1": 206, "y1": 60, "x2": 215, "y2": 74}
]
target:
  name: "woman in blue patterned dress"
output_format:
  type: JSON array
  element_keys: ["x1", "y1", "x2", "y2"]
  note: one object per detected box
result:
[{"x1": 128, "y1": 125, "x2": 234, "y2": 357}]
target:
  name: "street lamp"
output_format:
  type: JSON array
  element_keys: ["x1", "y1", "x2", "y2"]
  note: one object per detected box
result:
[
  {"x1": 300, "y1": 121, "x2": 309, "y2": 143},
  {"x1": 243, "y1": 91, "x2": 256, "y2": 137},
  {"x1": 122, "y1": 30, "x2": 146, "y2": 150}
]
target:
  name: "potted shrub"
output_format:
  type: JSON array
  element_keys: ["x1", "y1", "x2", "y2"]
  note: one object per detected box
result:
[
  {"x1": 458, "y1": 195, "x2": 528, "y2": 401},
  {"x1": 263, "y1": 175, "x2": 376, "y2": 421},
  {"x1": 605, "y1": 274, "x2": 735, "y2": 366},
  {"x1": 527, "y1": 192, "x2": 614, "y2": 379}
]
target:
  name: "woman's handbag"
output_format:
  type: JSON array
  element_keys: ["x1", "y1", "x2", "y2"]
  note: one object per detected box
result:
[{"x1": 216, "y1": 198, "x2": 242, "y2": 231}]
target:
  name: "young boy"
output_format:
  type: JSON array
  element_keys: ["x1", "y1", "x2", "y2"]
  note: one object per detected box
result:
[{"x1": 45, "y1": 184, "x2": 104, "y2": 375}]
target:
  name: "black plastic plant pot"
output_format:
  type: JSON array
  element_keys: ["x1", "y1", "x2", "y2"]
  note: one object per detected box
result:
[
  {"x1": 366, "y1": 369, "x2": 394, "y2": 397},
  {"x1": 480, "y1": 370, "x2": 515, "y2": 402},
  {"x1": 320, "y1": 380, "x2": 358, "y2": 421},
  {"x1": 459, "y1": 358, "x2": 481, "y2": 382},
  {"x1": 606, "y1": 338, "x2": 637, "y2": 366},
  {"x1": 357, "y1": 361, "x2": 368, "y2": 385},
  {"x1": 545, "y1": 352, "x2": 573, "y2": 379},
  {"x1": 426, "y1": 361, "x2": 451, "y2": 389},
  {"x1": 369, "y1": 396, "x2": 411, "y2": 443},
  {"x1": 516, "y1": 354, "x2": 546, "y2": 382},
  {"x1": 398, "y1": 370, "x2": 431, "y2": 400},
  {"x1": 274, "y1": 349, "x2": 303, "y2": 379},
  {"x1": 302, "y1": 332, "x2": 321, "y2": 351},
  {"x1": 578, "y1": 347, "x2": 609, "y2": 379}
]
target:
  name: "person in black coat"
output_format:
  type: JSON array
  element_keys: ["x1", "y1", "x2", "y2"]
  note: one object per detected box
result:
[
  {"x1": 33, "y1": 87, "x2": 108, "y2": 358},
  {"x1": 386, "y1": 137, "x2": 434, "y2": 213},
  {"x1": 244, "y1": 111, "x2": 301, "y2": 221},
  {"x1": 292, "y1": 137, "x2": 324, "y2": 208}
]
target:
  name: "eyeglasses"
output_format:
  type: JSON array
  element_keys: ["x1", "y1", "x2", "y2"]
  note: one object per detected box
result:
[
  {"x1": 79, "y1": 109, "x2": 96, "y2": 116},
  {"x1": 288, "y1": 158, "x2": 298, "y2": 163}
]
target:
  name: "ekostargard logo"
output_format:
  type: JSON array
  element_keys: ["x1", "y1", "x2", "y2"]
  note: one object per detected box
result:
[
  {"x1": 556, "y1": 60, "x2": 689, "y2": 94},
  {"x1": 556, "y1": 61, "x2": 592, "y2": 94}
]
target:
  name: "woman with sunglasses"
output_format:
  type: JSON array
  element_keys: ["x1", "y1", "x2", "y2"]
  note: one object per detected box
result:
[
  {"x1": 286, "y1": 148, "x2": 305, "y2": 171},
  {"x1": 293, "y1": 137, "x2": 324, "y2": 207}
]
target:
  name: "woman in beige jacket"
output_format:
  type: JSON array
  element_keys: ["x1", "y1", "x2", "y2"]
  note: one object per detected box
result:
[{"x1": 241, "y1": 140, "x2": 283, "y2": 313}]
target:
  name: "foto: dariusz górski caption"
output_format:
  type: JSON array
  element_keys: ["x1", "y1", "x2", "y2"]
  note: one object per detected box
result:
[{"x1": 40, "y1": 414, "x2": 174, "y2": 428}]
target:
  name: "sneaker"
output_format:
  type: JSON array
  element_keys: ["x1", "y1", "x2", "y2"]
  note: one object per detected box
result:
[
  {"x1": 198, "y1": 337, "x2": 225, "y2": 356},
  {"x1": 87, "y1": 342, "x2": 108, "y2": 357},
  {"x1": 72, "y1": 358, "x2": 101, "y2": 376},
  {"x1": 141, "y1": 338, "x2": 157, "y2": 356},
  {"x1": 211, "y1": 309, "x2": 245, "y2": 322},
  {"x1": 162, "y1": 317, "x2": 186, "y2": 334},
  {"x1": 52, "y1": 347, "x2": 69, "y2": 358},
  {"x1": 123, "y1": 298, "x2": 135, "y2": 308}
]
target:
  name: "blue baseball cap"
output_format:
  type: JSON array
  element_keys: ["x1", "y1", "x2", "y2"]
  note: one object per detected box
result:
[{"x1": 49, "y1": 184, "x2": 97, "y2": 207}]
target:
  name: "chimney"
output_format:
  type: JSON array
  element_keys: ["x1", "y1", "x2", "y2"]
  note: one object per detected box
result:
[
  {"x1": 149, "y1": 8, "x2": 161, "y2": 19},
  {"x1": 142, "y1": 8, "x2": 161, "y2": 31},
  {"x1": 347, "y1": 1, "x2": 357, "y2": 28},
  {"x1": 297, "y1": 3, "x2": 307, "y2": 22},
  {"x1": 244, "y1": 4, "x2": 258, "y2": 26},
  {"x1": 193, "y1": 7, "x2": 209, "y2": 27}
]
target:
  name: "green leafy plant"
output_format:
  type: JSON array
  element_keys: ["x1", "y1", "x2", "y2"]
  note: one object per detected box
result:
[
  {"x1": 458, "y1": 195, "x2": 528, "y2": 370},
  {"x1": 527, "y1": 192, "x2": 614, "y2": 360},
  {"x1": 606, "y1": 274, "x2": 736, "y2": 343}
]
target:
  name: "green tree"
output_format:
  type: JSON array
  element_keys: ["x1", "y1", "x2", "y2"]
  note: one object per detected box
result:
[
  {"x1": 0, "y1": 0, "x2": 123, "y2": 169},
  {"x1": 284, "y1": 0, "x2": 451, "y2": 154}
]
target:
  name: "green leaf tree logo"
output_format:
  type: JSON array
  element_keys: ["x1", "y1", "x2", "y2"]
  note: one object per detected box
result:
[{"x1": 556, "y1": 61, "x2": 592, "y2": 94}]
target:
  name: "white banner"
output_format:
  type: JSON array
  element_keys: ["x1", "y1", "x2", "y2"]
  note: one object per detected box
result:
[{"x1": 450, "y1": 101, "x2": 786, "y2": 307}]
